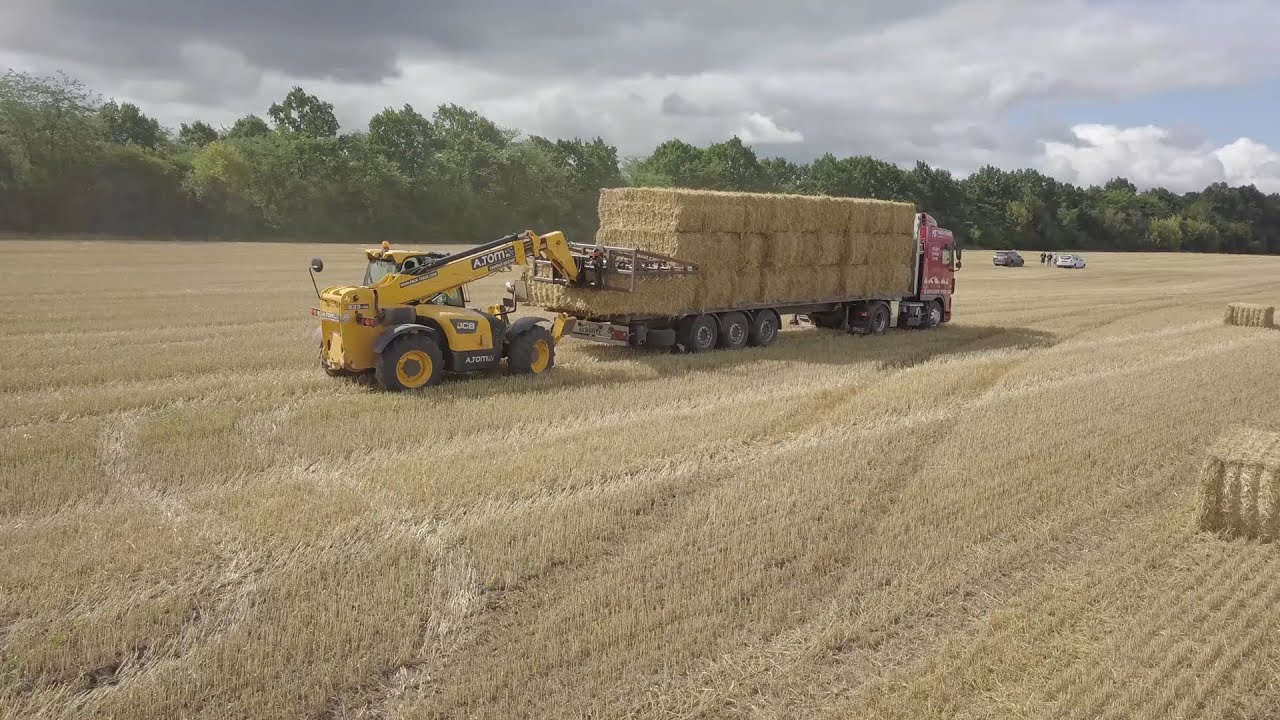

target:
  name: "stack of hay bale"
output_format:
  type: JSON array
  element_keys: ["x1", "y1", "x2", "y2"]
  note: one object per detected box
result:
[
  {"x1": 528, "y1": 188, "x2": 919, "y2": 318},
  {"x1": 1197, "y1": 425, "x2": 1280, "y2": 541},
  {"x1": 1224, "y1": 302, "x2": 1276, "y2": 329}
]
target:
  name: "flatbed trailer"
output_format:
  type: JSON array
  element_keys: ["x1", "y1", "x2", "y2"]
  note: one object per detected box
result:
[{"x1": 564, "y1": 213, "x2": 963, "y2": 353}]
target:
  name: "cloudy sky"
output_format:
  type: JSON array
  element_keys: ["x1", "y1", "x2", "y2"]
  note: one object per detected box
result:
[{"x1": 3, "y1": 0, "x2": 1279, "y2": 192}]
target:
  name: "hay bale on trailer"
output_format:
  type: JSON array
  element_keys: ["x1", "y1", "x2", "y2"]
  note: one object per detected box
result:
[
  {"x1": 1197, "y1": 426, "x2": 1280, "y2": 541},
  {"x1": 1224, "y1": 302, "x2": 1276, "y2": 328},
  {"x1": 528, "y1": 188, "x2": 920, "y2": 318}
]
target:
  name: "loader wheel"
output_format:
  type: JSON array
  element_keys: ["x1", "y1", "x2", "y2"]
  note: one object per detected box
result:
[
  {"x1": 375, "y1": 333, "x2": 444, "y2": 391},
  {"x1": 677, "y1": 314, "x2": 718, "y2": 353},
  {"x1": 717, "y1": 312, "x2": 749, "y2": 350},
  {"x1": 748, "y1": 309, "x2": 780, "y2": 347},
  {"x1": 508, "y1": 326, "x2": 555, "y2": 375}
]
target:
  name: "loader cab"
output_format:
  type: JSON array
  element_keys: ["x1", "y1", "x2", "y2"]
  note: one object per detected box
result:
[
  {"x1": 426, "y1": 287, "x2": 467, "y2": 308},
  {"x1": 363, "y1": 258, "x2": 398, "y2": 286},
  {"x1": 362, "y1": 249, "x2": 450, "y2": 287}
]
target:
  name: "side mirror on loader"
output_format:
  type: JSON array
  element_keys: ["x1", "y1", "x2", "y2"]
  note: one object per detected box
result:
[
  {"x1": 310, "y1": 258, "x2": 324, "y2": 273},
  {"x1": 504, "y1": 280, "x2": 529, "y2": 302}
]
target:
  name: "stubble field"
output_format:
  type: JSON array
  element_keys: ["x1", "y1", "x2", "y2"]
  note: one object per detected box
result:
[{"x1": 2, "y1": 239, "x2": 1280, "y2": 719}]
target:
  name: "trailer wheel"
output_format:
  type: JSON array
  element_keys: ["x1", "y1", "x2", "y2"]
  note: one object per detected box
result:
[
  {"x1": 869, "y1": 302, "x2": 890, "y2": 335},
  {"x1": 748, "y1": 309, "x2": 781, "y2": 347},
  {"x1": 717, "y1": 312, "x2": 749, "y2": 350},
  {"x1": 677, "y1": 314, "x2": 718, "y2": 352}
]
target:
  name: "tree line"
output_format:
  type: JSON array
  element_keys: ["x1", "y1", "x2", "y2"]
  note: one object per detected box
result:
[{"x1": 2, "y1": 69, "x2": 1278, "y2": 254}]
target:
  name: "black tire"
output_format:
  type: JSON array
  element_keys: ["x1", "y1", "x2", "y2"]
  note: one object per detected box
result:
[
  {"x1": 869, "y1": 302, "x2": 890, "y2": 335},
  {"x1": 717, "y1": 312, "x2": 749, "y2": 350},
  {"x1": 925, "y1": 300, "x2": 943, "y2": 329},
  {"x1": 375, "y1": 332, "x2": 444, "y2": 391},
  {"x1": 748, "y1": 309, "x2": 781, "y2": 347},
  {"x1": 507, "y1": 326, "x2": 555, "y2": 375},
  {"x1": 677, "y1": 314, "x2": 718, "y2": 353}
]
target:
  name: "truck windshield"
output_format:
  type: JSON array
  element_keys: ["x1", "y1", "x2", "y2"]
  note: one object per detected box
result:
[{"x1": 363, "y1": 260, "x2": 397, "y2": 286}]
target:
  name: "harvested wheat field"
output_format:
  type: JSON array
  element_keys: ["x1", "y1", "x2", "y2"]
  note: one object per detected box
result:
[{"x1": 4, "y1": 239, "x2": 1280, "y2": 720}]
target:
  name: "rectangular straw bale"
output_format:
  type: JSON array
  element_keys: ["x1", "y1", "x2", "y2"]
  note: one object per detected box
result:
[
  {"x1": 597, "y1": 187, "x2": 746, "y2": 233},
  {"x1": 1224, "y1": 302, "x2": 1276, "y2": 328},
  {"x1": 865, "y1": 264, "x2": 914, "y2": 297},
  {"x1": 842, "y1": 266, "x2": 870, "y2": 296},
  {"x1": 765, "y1": 232, "x2": 811, "y2": 268},
  {"x1": 815, "y1": 232, "x2": 847, "y2": 265},
  {"x1": 528, "y1": 273, "x2": 699, "y2": 318},
  {"x1": 771, "y1": 194, "x2": 822, "y2": 234},
  {"x1": 847, "y1": 233, "x2": 873, "y2": 265},
  {"x1": 593, "y1": 229, "x2": 737, "y2": 269},
  {"x1": 763, "y1": 267, "x2": 842, "y2": 304},
  {"x1": 734, "y1": 269, "x2": 763, "y2": 301},
  {"x1": 742, "y1": 193, "x2": 780, "y2": 232},
  {"x1": 697, "y1": 270, "x2": 739, "y2": 310},
  {"x1": 866, "y1": 234, "x2": 918, "y2": 267},
  {"x1": 739, "y1": 233, "x2": 766, "y2": 269},
  {"x1": 811, "y1": 196, "x2": 853, "y2": 234},
  {"x1": 1197, "y1": 426, "x2": 1280, "y2": 541}
]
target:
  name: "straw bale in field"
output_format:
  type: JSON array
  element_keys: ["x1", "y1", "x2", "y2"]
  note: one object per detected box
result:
[
  {"x1": 1197, "y1": 426, "x2": 1280, "y2": 541},
  {"x1": 1224, "y1": 302, "x2": 1276, "y2": 328}
]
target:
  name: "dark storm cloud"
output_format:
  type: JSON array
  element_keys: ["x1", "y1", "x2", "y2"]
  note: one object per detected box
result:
[{"x1": 9, "y1": 0, "x2": 951, "y2": 81}]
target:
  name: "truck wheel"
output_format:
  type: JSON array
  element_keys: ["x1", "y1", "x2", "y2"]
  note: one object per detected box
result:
[
  {"x1": 869, "y1": 302, "x2": 890, "y2": 335},
  {"x1": 717, "y1": 312, "x2": 749, "y2": 350},
  {"x1": 507, "y1": 326, "x2": 555, "y2": 375},
  {"x1": 375, "y1": 333, "x2": 444, "y2": 391},
  {"x1": 677, "y1": 314, "x2": 718, "y2": 353},
  {"x1": 748, "y1": 309, "x2": 780, "y2": 347},
  {"x1": 925, "y1": 300, "x2": 943, "y2": 329}
]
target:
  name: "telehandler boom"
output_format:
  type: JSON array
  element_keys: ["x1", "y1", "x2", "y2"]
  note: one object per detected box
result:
[{"x1": 309, "y1": 230, "x2": 695, "y2": 390}]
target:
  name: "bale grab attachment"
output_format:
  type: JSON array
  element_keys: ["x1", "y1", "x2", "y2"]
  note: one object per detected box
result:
[{"x1": 532, "y1": 241, "x2": 699, "y2": 293}]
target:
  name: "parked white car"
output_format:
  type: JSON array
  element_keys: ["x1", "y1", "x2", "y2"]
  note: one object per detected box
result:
[{"x1": 1055, "y1": 253, "x2": 1086, "y2": 268}]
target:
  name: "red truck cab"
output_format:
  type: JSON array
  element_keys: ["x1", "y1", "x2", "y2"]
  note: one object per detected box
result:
[{"x1": 914, "y1": 212, "x2": 960, "y2": 324}]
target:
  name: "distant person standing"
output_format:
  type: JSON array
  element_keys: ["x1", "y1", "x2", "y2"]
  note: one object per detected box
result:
[{"x1": 1040, "y1": 252, "x2": 1046, "y2": 265}]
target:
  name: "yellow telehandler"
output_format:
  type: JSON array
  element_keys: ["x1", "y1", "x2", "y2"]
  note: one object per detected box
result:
[{"x1": 308, "y1": 230, "x2": 694, "y2": 390}]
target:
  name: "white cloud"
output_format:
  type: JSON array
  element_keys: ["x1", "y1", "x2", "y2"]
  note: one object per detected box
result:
[
  {"x1": 1039, "y1": 124, "x2": 1280, "y2": 193},
  {"x1": 735, "y1": 113, "x2": 804, "y2": 145},
  {"x1": 1215, "y1": 138, "x2": 1280, "y2": 192}
]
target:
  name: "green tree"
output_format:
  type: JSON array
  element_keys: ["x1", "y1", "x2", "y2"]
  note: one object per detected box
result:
[
  {"x1": 178, "y1": 120, "x2": 219, "y2": 148},
  {"x1": 226, "y1": 114, "x2": 271, "y2": 140},
  {"x1": 702, "y1": 137, "x2": 768, "y2": 191},
  {"x1": 99, "y1": 100, "x2": 163, "y2": 149},
  {"x1": 268, "y1": 87, "x2": 339, "y2": 138},
  {"x1": 368, "y1": 103, "x2": 435, "y2": 177}
]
